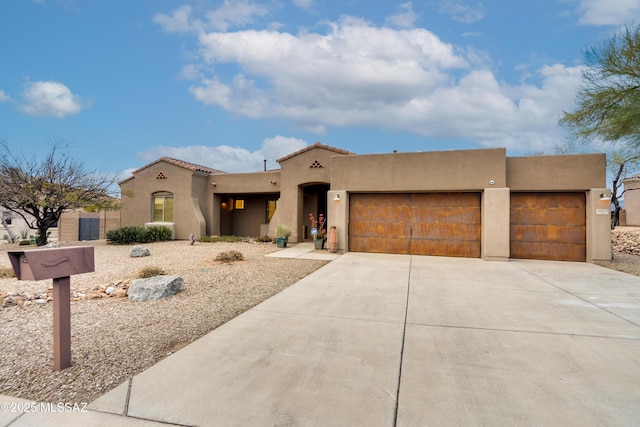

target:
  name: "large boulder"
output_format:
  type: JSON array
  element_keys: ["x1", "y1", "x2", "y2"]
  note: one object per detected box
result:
[
  {"x1": 128, "y1": 275, "x2": 183, "y2": 302},
  {"x1": 130, "y1": 246, "x2": 150, "y2": 257}
]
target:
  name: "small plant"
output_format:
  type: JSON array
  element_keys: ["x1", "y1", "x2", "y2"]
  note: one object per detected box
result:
[
  {"x1": 276, "y1": 225, "x2": 291, "y2": 238},
  {"x1": 137, "y1": 266, "x2": 167, "y2": 278},
  {"x1": 255, "y1": 235, "x2": 273, "y2": 242},
  {"x1": 0, "y1": 266, "x2": 16, "y2": 278},
  {"x1": 215, "y1": 250, "x2": 244, "y2": 262},
  {"x1": 18, "y1": 240, "x2": 31, "y2": 246},
  {"x1": 199, "y1": 235, "x2": 245, "y2": 243}
]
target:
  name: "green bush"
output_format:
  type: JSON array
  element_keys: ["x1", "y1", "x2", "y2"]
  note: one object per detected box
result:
[
  {"x1": 145, "y1": 226, "x2": 172, "y2": 242},
  {"x1": 18, "y1": 240, "x2": 32, "y2": 246},
  {"x1": 107, "y1": 226, "x2": 172, "y2": 244},
  {"x1": 255, "y1": 235, "x2": 273, "y2": 242}
]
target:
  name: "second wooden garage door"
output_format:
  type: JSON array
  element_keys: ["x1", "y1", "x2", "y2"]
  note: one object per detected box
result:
[
  {"x1": 510, "y1": 192, "x2": 586, "y2": 262},
  {"x1": 349, "y1": 193, "x2": 481, "y2": 257}
]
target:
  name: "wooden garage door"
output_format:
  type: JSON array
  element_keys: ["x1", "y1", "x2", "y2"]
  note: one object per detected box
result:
[
  {"x1": 349, "y1": 193, "x2": 481, "y2": 257},
  {"x1": 510, "y1": 192, "x2": 586, "y2": 262}
]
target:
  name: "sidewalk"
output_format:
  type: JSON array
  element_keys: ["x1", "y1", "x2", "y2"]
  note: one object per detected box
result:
[{"x1": 2, "y1": 253, "x2": 640, "y2": 426}]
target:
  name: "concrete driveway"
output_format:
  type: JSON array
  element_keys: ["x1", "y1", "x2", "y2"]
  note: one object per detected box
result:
[{"x1": 3, "y1": 252, "x2": 640, "y2": 426}]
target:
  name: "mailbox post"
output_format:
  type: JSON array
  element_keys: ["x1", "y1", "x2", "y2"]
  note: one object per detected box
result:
[{"x1": 8, "y1": 246, "x2": 94, "y2": 371}]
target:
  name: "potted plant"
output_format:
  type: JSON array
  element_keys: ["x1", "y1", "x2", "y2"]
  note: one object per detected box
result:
[
  {"x1": 275, "y1": 225, "x2": 291, "y2": 248},
  {"x1": 309, "y1": 213, "x2": 326, "y2": 250}
]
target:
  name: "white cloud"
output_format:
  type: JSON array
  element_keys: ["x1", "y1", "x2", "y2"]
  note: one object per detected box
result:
[
  {"x1": 386, "y1": 2, "x2": 419, "y2": 29},
  {"x1": 0, "y1": 90, "x2": 10, "y2": 103},
  {"x1": 292, "y1": 0, "x2": 313, "y2": 11},
  {"x1": 136, "y1": 136, "x2": 307, "y2": 173},
  {"x1": 154, "y1": 5, "x2": 199, "y2": 33},
  {"x1": 438, "y1": 0, "x2": 484, "y2": 24},
  {"x1": 19, "y1": 81, "x2": 89, "y2": 118},
  {"x1": 163, "y1": 12, "x2": 585, "y2": 154},
  {"x1": 575, "y1": 0, "x2": 640, "y2": 26},
  {"x1": 154, "y1": 1, "x2": 268, "y2": 33}
]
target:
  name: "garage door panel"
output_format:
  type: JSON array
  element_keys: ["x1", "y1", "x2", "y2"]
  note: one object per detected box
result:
[
  {"x1": 350, "y1": 221, "x2": 410, "y2": 238},
  {"x1": 411, "y1": 239, "x2": 481, "y2": 258},
  {"x1": 510, "y1": 192, "x2": 586, "y2": 262},
  {"x1": 511, "y1": 224, "x2": 585, "y2": 245},
  {"x1": 412, "y1": 223, "x2": 481, "y2": 241},
  {"x1": 510, "y1": 241, "x2": 586, "y2": 262},
  {"x1": 511, "y1": 207, "x2": 585, "y2": 226},
  {"x1": 349, "y1": 236, "x2": 410, "y2": 254},
  {"x1": 349, "y1": 192, "x2": 481, "y2": 257}
]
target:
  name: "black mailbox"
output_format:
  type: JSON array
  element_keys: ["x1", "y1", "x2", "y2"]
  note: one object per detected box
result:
[
  {"x1": 8, "y1": 246, "x2": 94, "y2": 281},
  {"x1": 7, "y1": 246, "x2": 94, "y2": 371}
]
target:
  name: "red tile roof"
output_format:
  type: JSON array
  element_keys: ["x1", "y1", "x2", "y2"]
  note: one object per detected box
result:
[
  {"x1": 276, "y1": 142, "x2": 354, "y2": 163},
  {"x1": 132, "y1": 157, "x2": 226, "y2": 175}
]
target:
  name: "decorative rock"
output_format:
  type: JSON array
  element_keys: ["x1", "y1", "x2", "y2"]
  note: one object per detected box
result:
[
  {"x1": 105, "y1": 286, "x2": 116, "y2": 295},
  {"x1": 33, "y1": 299, "x2": 48, "y2": 305},
  {"x1": 130, "y1": 246, "x2": 150, "y2": 258},
  {"x1": 611, "y1": 230, "x2": 640, "y2": 255},
  {"x1": 112, "y1": 289, "x2": 127, "y2": 298},
  {"x1": 128, "y1": 275, "x2": 183, "y2": 302},
  {"x1": 44, "y1": 242, "x2": 60, "y2": 248}
]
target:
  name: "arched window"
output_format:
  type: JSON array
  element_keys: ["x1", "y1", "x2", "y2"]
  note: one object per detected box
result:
[{"x1": 152, "y1": 192, "x2": 173, "y2": 222}]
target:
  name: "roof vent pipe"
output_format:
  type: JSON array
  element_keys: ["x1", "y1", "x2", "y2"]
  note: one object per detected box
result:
[{"x1": 264, "y1": 159, "x2": 267, "y2": 171}]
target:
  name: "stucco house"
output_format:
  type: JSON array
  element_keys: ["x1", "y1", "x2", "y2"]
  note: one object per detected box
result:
[
  {"x1": 622, "y1": 174, "x2": 640, "y2": 226},
  {"x1": 119, "y1": 143, "x2": 611, "y2": 263}
]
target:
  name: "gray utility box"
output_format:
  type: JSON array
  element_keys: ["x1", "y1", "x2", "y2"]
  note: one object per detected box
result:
[{"x1": 8, "y1": 246, "x2": 94, "y2": 281}]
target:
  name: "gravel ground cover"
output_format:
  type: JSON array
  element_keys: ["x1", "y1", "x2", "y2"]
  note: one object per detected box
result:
[{"x1": 0, "y1": 240, "x2": 328, "y2": 404}]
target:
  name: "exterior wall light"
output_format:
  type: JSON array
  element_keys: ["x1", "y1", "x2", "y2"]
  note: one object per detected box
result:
[
  {"x1": 333, "y1": 194, "x2": 340, "y2": 202},
  {"x1": 600, "y1": 193, "x2": 612, "y2": 201}
]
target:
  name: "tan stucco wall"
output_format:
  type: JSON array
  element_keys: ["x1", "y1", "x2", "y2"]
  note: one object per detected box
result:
[
  {"x1": 623, "y1": 177, "x2": 640, "y2": 226},
  {"x1": 482, "y1": 188, "x2": 510, "y2": 261},
  {"x1": 209, "y1": 171, "x2": 281, "y2": 237},
  {"x1": 58, "y1": 209, "x2": 120, "y2": 241},
  {"x1": 331, "y1": 148, "x2": 507, "y2": 192},
  {"x1": 587, "y1": 189, "x2": 613, "y2": 261},
  {"x1": 507, "y1": 154, "x2": 606, "y2": 191},
  {"x1": 277, "y1": 148, "x2": 344, "y2": 242},
  {"x1": 119, "y1": 162, "x2": 206, "y2": 239}
]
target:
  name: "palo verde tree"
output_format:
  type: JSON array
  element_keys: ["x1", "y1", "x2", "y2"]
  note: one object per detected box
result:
[
  {"x1": 560, "y1": 24, "x2": 640, "y2": 145},
  {"x1": 0, "y1": 140, "x2": 118, "y2": 246},
  {"x1": 561, "y1": 24, "x2": 640, "y2": 227}
]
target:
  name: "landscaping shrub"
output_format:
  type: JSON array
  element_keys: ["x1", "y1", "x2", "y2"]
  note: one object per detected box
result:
[
  {"x1": 215, "y1": 250, "x2": 244, "y2": 262},
  {"x1": 137, "y1": 266, "x2": 167, "y2": 278},
  {"x1": 145, "y1": 226, "x2": 172, "y2": 242},
  {"x1": 0, "y1": 266, "x2": 15, "y2": 278},
  {"x1": 255, "y1": 235, "x2": 273, "y2": 242},
  {"x1": 107, "y1": 226, "x2": 172, "y2": 244},
  {"x1": 199, "y1": 235, "x2": 245, "y2": 243}
]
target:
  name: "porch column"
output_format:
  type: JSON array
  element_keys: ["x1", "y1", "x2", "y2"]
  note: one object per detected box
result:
[
  {"x1": 327, "y1": 190, "x2": 348, "y2": 252},
  {"x1": 482, "y1": 187, "x2": 510, "y2": 261}
]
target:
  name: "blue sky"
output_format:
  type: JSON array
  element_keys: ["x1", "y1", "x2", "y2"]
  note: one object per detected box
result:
[{"x1": 1, "y1": 0, "x2": 639, "y2": 179}]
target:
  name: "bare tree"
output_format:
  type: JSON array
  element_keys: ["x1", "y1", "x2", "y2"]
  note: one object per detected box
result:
[
  {"x1": 0, "y1": 140, "x2": 118, "y2": 246},
  {"x1": 609, "y1": 147, "x2": 640, "y2": 228}
]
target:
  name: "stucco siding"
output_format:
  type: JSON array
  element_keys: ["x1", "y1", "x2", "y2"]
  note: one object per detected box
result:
[
  {"x1": 507, "y1": 154, "x2": 605, "y2": 191},
  {"x1": 623, "y1": 177, "x2": 640, "y2": 225},
  {"x1": 331, "y1": 148, "x2": 507, "y2": 192}
]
